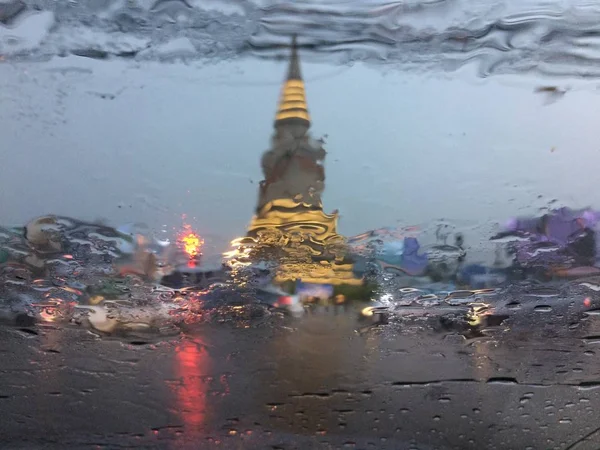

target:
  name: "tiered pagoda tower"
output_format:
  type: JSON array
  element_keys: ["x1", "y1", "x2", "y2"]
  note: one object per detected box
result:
[{"x1": 231, "y1": 37, "x2": 362, "y2": 287}]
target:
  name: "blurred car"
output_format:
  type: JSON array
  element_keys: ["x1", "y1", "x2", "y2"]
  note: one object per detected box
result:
[
  {"x1": 494, "y1": 207, "x2": 600, "y2": 279},
  {"x1": 256, "y1": 285, "x2": 304, "y2": 317},
  {"x1": 358, "y1": 301, "x2": 389, "y2": 325},
  {"x1": 425, "y1": 240, "x2": 467, "y2": 282},
  {"x1": 457, "y1": 264, "x2": 508, "y2": 289},
  {"x1": 160, "y1": 264, "x2": 228, "y2": 290},
  {"x1": 349, "y1": 228, "x2": 466, "y2": 282}
]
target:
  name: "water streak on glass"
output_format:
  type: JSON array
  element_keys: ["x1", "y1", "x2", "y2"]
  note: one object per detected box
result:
[{"x1": 3, "y1": 0, "x2": 600, "y2": 77}]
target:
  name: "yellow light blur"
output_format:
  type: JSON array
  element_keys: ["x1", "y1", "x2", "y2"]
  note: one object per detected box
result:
[{"x1": 361, "y1": 307, "x2": 374, "y2": 317}]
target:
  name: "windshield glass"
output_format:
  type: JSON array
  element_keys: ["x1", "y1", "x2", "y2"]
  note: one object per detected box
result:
[{"x1": 2, "y1": 1, "x2": 600, "y2": 448}]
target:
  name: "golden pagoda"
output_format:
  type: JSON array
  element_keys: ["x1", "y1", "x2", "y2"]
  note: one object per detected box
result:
[{"x1": 227, "y1": 36, "x2": 362, "y2": 288}]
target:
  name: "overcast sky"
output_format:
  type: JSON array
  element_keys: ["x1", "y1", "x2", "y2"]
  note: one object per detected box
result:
[{"x1": 2, "y1": 54, "x2": 600, "y2": 255}]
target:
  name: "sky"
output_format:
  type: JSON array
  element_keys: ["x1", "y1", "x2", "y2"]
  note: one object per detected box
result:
[{"x1": 2, "y1": 53, "x2": 600, "y2": 256}]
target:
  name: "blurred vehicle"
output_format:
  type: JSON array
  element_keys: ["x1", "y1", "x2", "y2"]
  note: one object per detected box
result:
[
  {"x1": 256, "y1": 285, "x2": 304, "y2": 317},
  {"x1": 457, "y1": 264, "x2": 508, "y2": 289},
  {"x1": 72, "y1": 298, "x2": 180, "y2": 335},
  {"x1": 436, "y1": 301, "x2": 508, "y2": 335},
  {"x1": 494, "y1": 207, "x2": 600, "y2": 280},
  {"x1": 425, "y1": 234, "x2": 466, "y2": 282},
  {"x1": 371, "y1": 237, "x2": 429, "y2": 277},
  {"x1": 160, "y1": 263, "x2": 228, "y2": 290},
  {"x1": 358, "y1": 301, "x2": 389, "y2": 325},
  {"x1": 349, "y1": 228, "x2": 465, "y2": 282}
]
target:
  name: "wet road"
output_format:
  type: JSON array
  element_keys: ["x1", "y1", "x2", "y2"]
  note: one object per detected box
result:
[{"x1": 1, "y1": 299, "x2": 600, "y2": 450}]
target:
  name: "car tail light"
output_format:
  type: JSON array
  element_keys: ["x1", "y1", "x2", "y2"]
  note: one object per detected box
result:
[{"x1": 278, "y1": 296, "x2": 293, "y2": 306}]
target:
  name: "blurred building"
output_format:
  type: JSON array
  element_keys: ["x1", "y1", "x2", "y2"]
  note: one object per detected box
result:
[{"x1": 228, "y1": 37, "x2": 362, "y2": 289}]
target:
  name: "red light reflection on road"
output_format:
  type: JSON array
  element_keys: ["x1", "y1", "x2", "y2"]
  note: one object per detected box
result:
[{"x1": 172, "y1": 339, "x2": 209, "y2": 432}]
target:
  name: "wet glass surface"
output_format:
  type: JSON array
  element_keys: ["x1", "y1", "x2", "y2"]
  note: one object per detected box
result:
[{"x1": 4, "y1": 0, "x2": 600, "y2": 448}]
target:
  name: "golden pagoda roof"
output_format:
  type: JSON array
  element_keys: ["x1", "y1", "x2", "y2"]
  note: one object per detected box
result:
[{"x1": 274, "y1": 36, "x2": 311, "y2": 128}]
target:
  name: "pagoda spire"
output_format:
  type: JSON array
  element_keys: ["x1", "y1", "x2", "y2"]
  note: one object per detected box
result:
[{"x1": 274, "y1": 35, "x2": 311, "y2": 129}]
